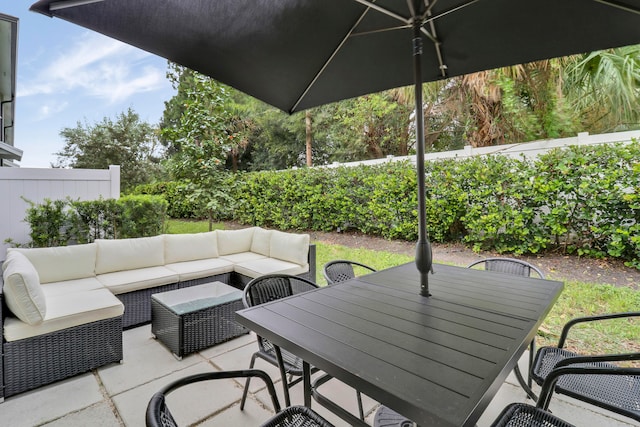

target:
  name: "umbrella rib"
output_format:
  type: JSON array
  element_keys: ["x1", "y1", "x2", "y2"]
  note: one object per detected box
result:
[
  {"x1": 591, "y1": 0, "x2": 640, "y2": 15},
  {"x1": 422, "y1": 0, "x2": 483, "y2": 24},
  {"x1": 291, "y1": 8, "x2": 372, "y2": 112},
  {"x1": 352, "y1": 0, "x2": 412, "y2": 25}
]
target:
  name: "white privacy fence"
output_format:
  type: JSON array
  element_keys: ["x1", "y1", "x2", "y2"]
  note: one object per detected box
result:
[
  {"x1": 321, "y1": 130, "x2": 640, "y2": 168},
  {"x1": 0, "y1": 165, "x2": 120, "y2": 259}
]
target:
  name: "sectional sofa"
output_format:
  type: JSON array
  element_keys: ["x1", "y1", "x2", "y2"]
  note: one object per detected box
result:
[{"x1": 0, "y1": 227, "x2": 315, "y2": 400}]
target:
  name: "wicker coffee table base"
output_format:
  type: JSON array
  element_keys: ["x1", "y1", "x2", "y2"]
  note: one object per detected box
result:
[{"x1": 151, "y1": 285, "x2": 248, "y2": 359}]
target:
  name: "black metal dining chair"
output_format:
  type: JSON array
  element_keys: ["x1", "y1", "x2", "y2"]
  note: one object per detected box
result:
[
  {"x1": 240, "y1": 274, "x2": 320, "y2": 409},
  {"x1": 145, "y1": 369, "x2": 335, "y2": 427},
  {"x1": 491, "y1": 363, "x2": 640, "y2": 426},
  {"x1": 322, "y1": 259, "x2": 377, "y2": 284},
  {"x1": 531, "y1": 311, "x2": 640, "y2": 422},
  {"x1": 466, "y1": 257, "x2": 545, "y2": 279},
  {"x1": 468, "y1": 257, "x2": 546, "y2": 400}
]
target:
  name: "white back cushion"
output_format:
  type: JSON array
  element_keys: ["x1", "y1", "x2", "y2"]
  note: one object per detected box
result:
[
  {"x1": 2, "y1": 251, "x2": 47, "y2": 325},
  {"x1": 250, "y1": 227, "x2": 272, "y2": 256},
  {"x1": 12, "y1": 244, "x2": 97, "y2": 284},
  {"x1": 270, "y1": 231, "x2": 310, "y2": 266},
  {"x1": 164, "y1": 232, "x2": 219, "y2": 264},
  {"x1": 95, "y1": 235, "x2": 165, "y2": 274},
  {"x1": 217, "y1": 228, "x2": 256, "y2": 255}
]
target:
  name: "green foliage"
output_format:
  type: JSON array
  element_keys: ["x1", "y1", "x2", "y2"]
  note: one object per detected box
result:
[
  {"x1": 20, "y1": 196, "x2": 168, "y2": 247},
  {"x1": 146, "y1": 140, "x2": 640, "y2": 268},
  {"x1": 132, "y1": 181, "x2": 205, "y2": 219},
  {"x1": 24, "y1": 198, "x2": 75, "y2": 247},
  {"x1": 228, "y1": 141, "x2": 640, "y2": 267},
  {"x1": 55, "y1": 108, "x2": 164, "y2": 192},
  {"x1": 116, "y1": 195, "x2": 168, "y2": 238}
]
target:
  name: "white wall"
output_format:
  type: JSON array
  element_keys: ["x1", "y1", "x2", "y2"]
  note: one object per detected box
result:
[
  {"x1": 0, "y1": 165, "x2": 120, "y2": 259},
  {"x1": 320, "y1": 130, "x2": 640, "y2": 168}
]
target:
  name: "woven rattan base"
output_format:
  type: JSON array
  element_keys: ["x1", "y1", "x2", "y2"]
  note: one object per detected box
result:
[
  {"x1": 3, "y1": 316, "x2": 123, "y2": 398},
  {"x1": 151, "y1": 282, "x2": 248, "y2": 358}
]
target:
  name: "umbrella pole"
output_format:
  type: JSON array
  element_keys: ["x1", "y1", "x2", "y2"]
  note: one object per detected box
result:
[{"x1": 413, "y1": 21, "x2": 433, "y2": 297}]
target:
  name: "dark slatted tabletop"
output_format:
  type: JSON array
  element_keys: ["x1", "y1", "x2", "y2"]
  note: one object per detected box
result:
[{"x1": 236, "y1": 262, "x2": 564, "y2": 427}]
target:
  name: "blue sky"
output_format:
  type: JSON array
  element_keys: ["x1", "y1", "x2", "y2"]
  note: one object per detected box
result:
[{"x1": 4, "y1": 3, "x2": 176, "y2": 167}]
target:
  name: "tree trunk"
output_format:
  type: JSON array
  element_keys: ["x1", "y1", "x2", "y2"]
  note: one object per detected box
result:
[{"x1": 305, "y1": 111, "x2": 312, "y2": 167}]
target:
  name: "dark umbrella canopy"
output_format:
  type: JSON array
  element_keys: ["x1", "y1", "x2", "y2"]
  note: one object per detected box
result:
[
  {"x1": 30, "y1": 0, "x2": 640, "y2": 114},
  {"x1": 30, "y1": 0, "x2": 640, "y2": 294}
]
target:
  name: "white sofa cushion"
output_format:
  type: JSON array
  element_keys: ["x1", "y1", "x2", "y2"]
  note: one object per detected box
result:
[
  {"x1": 250, "y1": 227, "x2": 272, "y2": 256},
  {"x1": 41, "y1": 277, "x2": 105, "y2": 298},
  {"x1": 165, "y1": 258, "x2": 235, "y2": 281},
  {"x1": 217, "y1": 228, "x2": 255, "y2": 255},
  {"x1": 96, "y1": 266, "x2": 179, "y2": 295},
  {"x1": 95, "y1": 236, "x2": 165, "y2": 274},
  {"x1": 219, "y1": 252, "x2": 267, "y2": 264},
  {"x1": 270, "y1": 230, "x2": 310, "y2": 266},
  {"x1": 164, "y1": 232, "x2": 218, "y2": 264},
  {"x1": 11, "y1": 243, "x2": 97, "y2": 284},
  {"x1": 3, "y1": 288, "x2": 124, "y2": 342},
  {"x1": 234, "y1": 258, "x2": 308, "y2": 279},
  {"x1": 2, "y1": 251, "x2": 47, "y2": 325}
]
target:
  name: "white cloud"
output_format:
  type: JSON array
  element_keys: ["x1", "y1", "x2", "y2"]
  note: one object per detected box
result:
[
  {"x1": 37, "y1": 101, "x2": 69, "y2": 120},
  {"x1": 18, "y1": 32, "x2": 167, "y2": 104}
]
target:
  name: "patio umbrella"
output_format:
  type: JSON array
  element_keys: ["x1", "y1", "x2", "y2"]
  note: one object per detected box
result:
[{"x1": 30, "y1": 0, "x2": 640, "y2": 296}]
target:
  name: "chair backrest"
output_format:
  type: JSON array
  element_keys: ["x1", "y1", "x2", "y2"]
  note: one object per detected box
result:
[
  {"x1": 467, "y1": 257, "x2": 545, "y2": 279},
  {"x1": 322, "y1": 260, "x2": 377, "y2": 284},
  {"x1": 243, "y1": 274, "x2": 319, "y2": 308},
  {"x1": 146, "y1": 370, "x2": 280, "y2": 427}
]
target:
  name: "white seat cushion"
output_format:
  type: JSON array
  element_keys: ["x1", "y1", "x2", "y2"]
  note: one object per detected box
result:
[
  {"x1": 269, "y1": 230, "x2": 310, "y2": 266},
  {"x1": 234, "y1": 257, "x2": 308, "y2": 279},
  {"x1": 11, "y1": 243, "x2": 97, "y2": 284},
  {"x1": 250, "y1": 227, "x2": 272, "y2": 256},
  {"x1": 165, "y1": 258, "x2": 235, "y2": 281},
  {"x1": 216, "y1": 228, "x2": 256, "y2": 255},
  {"x1": 3, "y1": 288, "x2": 124, "y2": 342},
  {"x1": 41, "y1": 277, "x2": 105, "y2": 298},
  {"x1": 97, "y1": 266, "x2": 179, "y2": 295},
  {"x1": 219, "y1": 252, "x2": 267, "y2": 264},
  {"x1": 95, "y1": 236, "x2": 165, "y2": 274},
  {"x1": 164, "y1": 232, "x2": 218, "y2": 264},
  {"x1": 2, "y1": 251, "x2": 47, "y2": 325}
]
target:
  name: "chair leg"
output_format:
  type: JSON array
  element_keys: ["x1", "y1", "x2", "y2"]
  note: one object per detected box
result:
[
  {"x1": 357, "y1": 391, "x2": 364, "y2": 420},
  {"x1": 240, "y1": 353, "x2": 258, "y2": 410},
  {"x1": 528, "y1": 340, "x2": 536, "y2": 389},
  {"x1": 274, "y1": 346, "x2": 292, "y2": 407}
]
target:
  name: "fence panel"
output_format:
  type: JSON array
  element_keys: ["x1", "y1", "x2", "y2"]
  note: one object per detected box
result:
[{"x1": 0, "y1": 165, "x2": 120, "y2": 259}]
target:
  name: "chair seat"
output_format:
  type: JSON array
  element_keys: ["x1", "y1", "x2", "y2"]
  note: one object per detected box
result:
[
  {"x1": 533, "y1": 347, "x2": 640, "y2": 421},
  {"x1": 261, "y1": 405, "x2": 334, "y2": 427},
  {"x1": 490, "y1": 403, "x2": 576, "y2": 427}
]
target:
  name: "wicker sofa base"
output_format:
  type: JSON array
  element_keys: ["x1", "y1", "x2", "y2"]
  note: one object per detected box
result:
[{"x1": 2, "y1": 316, "x2": 123, "y2": 399}]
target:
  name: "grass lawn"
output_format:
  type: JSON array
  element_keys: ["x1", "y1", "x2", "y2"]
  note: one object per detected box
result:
[{"x1": 166, "y1": 219, "x2": 639, "y2": 356}]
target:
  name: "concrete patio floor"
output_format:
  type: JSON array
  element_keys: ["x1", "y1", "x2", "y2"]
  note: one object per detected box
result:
[{"x1": 0, "y1": 325, "x2": 636, "y2": 427}]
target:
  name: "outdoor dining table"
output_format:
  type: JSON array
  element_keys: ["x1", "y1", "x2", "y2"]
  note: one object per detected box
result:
[{"x1": 236, "y1": 262, "x2": 564, "y2": 427}]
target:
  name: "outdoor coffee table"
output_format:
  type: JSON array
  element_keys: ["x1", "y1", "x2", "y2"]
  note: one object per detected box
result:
[{"x1": 151, "y1": 281, "x2": 248, "y2": 359}]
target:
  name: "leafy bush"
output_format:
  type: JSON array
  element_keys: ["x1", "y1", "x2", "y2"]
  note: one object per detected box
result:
[
  {"x1": 20, "y1": 195, "x2": 168, "y2": 247},
  {"x1": 138, "y1": 140, "x2": 640, "y2": 268},
  {"x1": 132, "y1": 181, "x2": 205, "y2": 219},
  {"x1": 235, "y1": 141, "x2": 640, "y2": 266}
]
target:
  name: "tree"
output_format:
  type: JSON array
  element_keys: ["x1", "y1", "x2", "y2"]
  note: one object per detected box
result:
[
  {"x1": 162, "y1": 65, "x2": 237, "y2": 228},
  {"x1": 55, "y1": 108, "x2": 164, "y2": 191}
]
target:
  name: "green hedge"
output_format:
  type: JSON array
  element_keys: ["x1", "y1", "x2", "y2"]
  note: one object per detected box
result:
[
  {"x1": 131, "y1": 181, "x2": 206, "y2": 219},
  {"x1": 231, "y1": 142, "x2": 639, "y2": 267},
  {"x1": 127, "y1": 141, "x2": 640, "y2": 268},
  {"x1": 21, "y1": 195, "x2": 168, "y2": 247}
]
